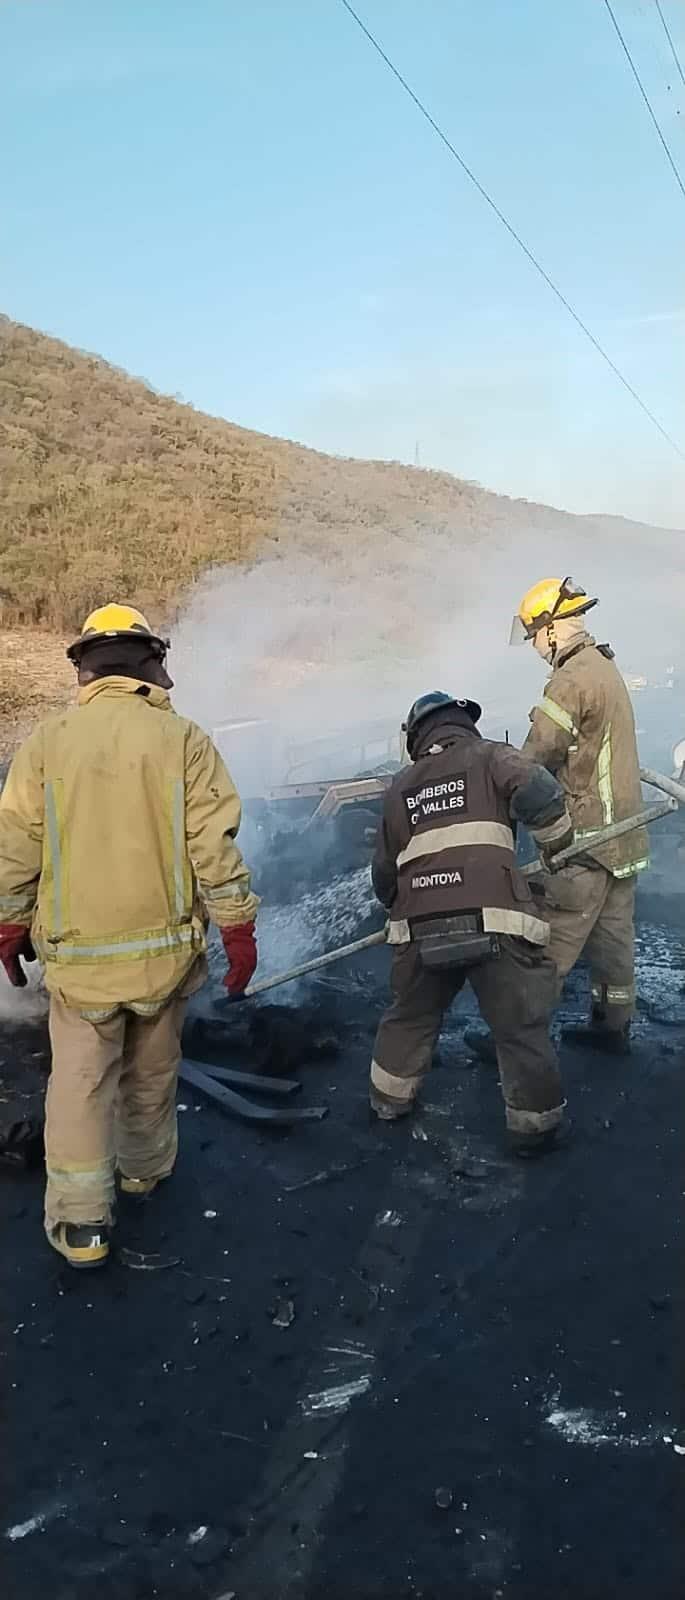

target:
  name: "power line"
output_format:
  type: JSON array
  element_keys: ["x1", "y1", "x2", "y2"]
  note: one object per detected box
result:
[
  {"x1": 654, "y1": 0, "x2": 685, "y2": 92},
  {"x1": 336, "y1": 0, "x2": 685, "y2": 463},
  {"x1": 602, "y1": 0, "x2": 685, "y2": 200}
]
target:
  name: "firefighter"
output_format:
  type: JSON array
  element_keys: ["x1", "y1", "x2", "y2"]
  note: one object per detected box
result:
[
  {"x1": 0, "y1": 604, "x2": 259, "y2": 1269},
  {"x1": 369, "y1": 691, "x2": 573, "y2": 1154},
  {"x1": 468, "y1": 577, "x2": 647, "y2": 1064}
]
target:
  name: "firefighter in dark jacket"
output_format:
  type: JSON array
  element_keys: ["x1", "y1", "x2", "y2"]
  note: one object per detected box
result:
[{"x1": 370, "y1": 692, "x2": 572, "y2": 1154}]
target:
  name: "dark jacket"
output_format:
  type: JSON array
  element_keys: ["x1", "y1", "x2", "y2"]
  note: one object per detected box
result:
[
  {"x1": 372, "y1": 715, "x2": 569, "y2": 948},
  {"x1": 523, "y1": 635, "x2": 648, "y2": 879}
]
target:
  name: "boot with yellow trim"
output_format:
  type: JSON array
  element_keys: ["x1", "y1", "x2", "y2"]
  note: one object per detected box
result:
[
  {"x1": 48, "y1": 1221, "x2": 110, "y2": 1269},
  {"x1": 118, "y1": 1174, "x2": 163, "y2": 1197}
]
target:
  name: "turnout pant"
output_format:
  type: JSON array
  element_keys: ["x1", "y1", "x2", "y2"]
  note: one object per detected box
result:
[
  {"x1": 540, "y1": 865, "x2": 636, "y2": 1030},
  {"x1": 370, "y1": 936, "x2": 564, "y2": 1134},
  {"x1": 44, "y1": 990, "x2": 187, "y2": 1234}
]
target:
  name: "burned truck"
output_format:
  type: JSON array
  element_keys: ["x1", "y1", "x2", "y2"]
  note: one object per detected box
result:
[{"x1": 211, "y1": 715, "x2": 404, "y2": 899}]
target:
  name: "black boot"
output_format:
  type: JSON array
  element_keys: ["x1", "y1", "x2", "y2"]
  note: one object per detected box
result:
[
  {"x1": 561, "y1": 1022, "x2": 631, "y2": 1057},
  {"x1": 507, "y1": 1115, "x2": 573, "y2": 1159},
  {"x1": 48, "y1": 1221, "x2": 110, "y2": 1269},
  {"x1": 369, "y1": 1085, "x2": 415, "y2": 1122},
  {"x1": 463, "y1": 1026, "x2": 498, "y2": 1066}
]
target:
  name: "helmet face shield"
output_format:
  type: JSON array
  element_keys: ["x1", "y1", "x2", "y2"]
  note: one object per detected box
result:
[{"x1": 509, "y1": 613, "x2": 530, "y2": 646}]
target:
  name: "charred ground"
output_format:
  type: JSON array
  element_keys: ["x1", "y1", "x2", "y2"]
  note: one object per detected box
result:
[{"x1": 1, "y1": 846, "x2": 683, "y2": 1600}]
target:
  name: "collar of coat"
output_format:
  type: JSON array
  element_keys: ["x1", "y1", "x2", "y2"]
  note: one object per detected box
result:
[
  {"x1": 412, "y1": 714, "x2": 481, "y2": 761},
  {"x1": 554, "y1": 631, "x2": 595, "y2": 669},
  {"x1": 78, "y1": 675, "x2": 172, "y2": 711}
]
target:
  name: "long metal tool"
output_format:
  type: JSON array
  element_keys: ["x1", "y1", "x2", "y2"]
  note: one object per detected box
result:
[
  {"x1": 243, "y1": 929, "x2": 387, "y2": 998},
  {"x1": 238, "y1": 797, "x2": 677, "y2": 1000},
  {"x1": 521, "y1": 797, "x2": 676, "y2": 878},
  {"x1": 640, "y1": 766, "x2": 685, "y2": 805}
]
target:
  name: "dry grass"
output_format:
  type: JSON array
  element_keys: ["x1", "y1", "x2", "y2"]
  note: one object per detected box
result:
[
  {"x1": 0, "y1": 630, "x2": 73, "y2": 757},
  {"x1": 1, "y1": 313, "x2": 679, "y2": 758},
  {"x1": 0, "y1": 312, "x2": 535, "y2": 634}
]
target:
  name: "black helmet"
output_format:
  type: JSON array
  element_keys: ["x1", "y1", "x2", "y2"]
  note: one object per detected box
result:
[{"x1": 403, "y1": 691, "x2": 482, "y2": 757}]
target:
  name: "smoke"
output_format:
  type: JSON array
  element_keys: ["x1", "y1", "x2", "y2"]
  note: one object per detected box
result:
[
  {"x1": 171, "y1": 515, "x2": 685, "y2": 987},
  {"x1": 0, "y1": 965, "x2": 48, "y2": 1023},
  {"x1": 173, "y1": 516, "x2": 685, "y2": 787}
]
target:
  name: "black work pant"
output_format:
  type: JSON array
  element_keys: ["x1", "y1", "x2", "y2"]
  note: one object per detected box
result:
[{"x1": 370, "y1": 936, "x2": 564, "y2": 1134}]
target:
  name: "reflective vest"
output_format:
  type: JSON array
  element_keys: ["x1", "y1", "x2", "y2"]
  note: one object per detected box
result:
[{"x1": 374, "y1": 725, "x2": 551, "y2": 946}]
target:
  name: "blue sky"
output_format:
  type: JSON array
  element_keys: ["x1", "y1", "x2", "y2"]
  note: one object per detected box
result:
[{"x1": 2, "y1": 0, "x2": 685, "y2": 525}]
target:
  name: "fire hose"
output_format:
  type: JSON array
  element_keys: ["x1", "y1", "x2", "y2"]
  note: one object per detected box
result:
[{"x1": 242, "y1": 776, "x2": 679, "y2": 999}]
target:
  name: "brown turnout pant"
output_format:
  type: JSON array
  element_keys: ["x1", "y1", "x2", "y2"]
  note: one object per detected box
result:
[
  {"x1": 541, "y1": 865, "x2": 636, "y2": 1029},
  {"x1": 371, "y1": 936, "x2": 563, "y2": 1134},
  {"x1": 44, "y1": 990, "x2": 187, "y2": 1234}
]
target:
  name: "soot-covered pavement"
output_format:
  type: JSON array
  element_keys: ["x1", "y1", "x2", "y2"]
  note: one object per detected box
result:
[{"x1": 1, "y1": 891, "x2": 684, "y2": 1600}]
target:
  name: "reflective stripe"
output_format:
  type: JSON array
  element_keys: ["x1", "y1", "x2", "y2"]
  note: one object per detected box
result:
[
  {"x1": 78, "y1": 998, "x2": 169, "y2": 1021},
  {"x1": 46, "y1": 1161, "x2": 113, "y2": 1184},
  {"x1": 597, "y1": 725, "x2": 614, "y2": 825},
  {"x1": 572, "y1": 827, "x2": 649, "y2": 879},
  {"x1": 45, "y1": 925, "x2": 198, "y2": 962},
  {"x1": 172, "y1": 781, "x2": 186, "y2": 918},
  {"x1": 505, "y1": 1102, "x2": 565, "y2": 1136},
  {"x1": 396, "y1": 821, "x2": 514, "y2": 869},
  {"x1": 613, "y1": 857, "x2": 649, "y2": 879},
  {"x1": 370, "y1": 1060, "x2": 420, "y2": 1102},
  {"x1": 481, "y1": 906, "x2": 550, "y2": 946},
  {"x1": 533, "y1": 809, "x2": 572, "y2": 846},
  {"x1": 44, "y1": 781, "x2": 64, "y2": 936},
  {"x1": 537, "y1": 697, "x2": 578, "y2": 737},
  {"x1": 592, "y1": 981, "x2": 634, "y2": 1006},
  {"x1": 202, "y1": 879, "x2": 249, "y2": 903}
]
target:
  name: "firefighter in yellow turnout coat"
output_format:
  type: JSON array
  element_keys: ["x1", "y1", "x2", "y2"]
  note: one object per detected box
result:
[
  {"x1": 0, "y1": 606, "x2": 259, "y2": 1267},
  {"x1": 467, "y1": 579, "x2": 646, "y2": 1064},
  {"x1": 517, "y1": 578, "x2": 646, "y2": 1050}
]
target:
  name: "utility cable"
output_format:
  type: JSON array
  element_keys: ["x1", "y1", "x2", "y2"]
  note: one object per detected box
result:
[
  {"x1": 337, "y1": 0, "x2": 685, "y2": 462},
  {"x1": 602, "y1": 0, "x2": 685, "y2": 200},
  {"x1": 654, "y1": 0, "x2": 685, "y2": 92}
]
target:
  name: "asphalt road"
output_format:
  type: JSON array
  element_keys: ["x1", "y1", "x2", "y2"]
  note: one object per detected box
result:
[{"x1": 1, "y1": 923, "x2": 683, "y2": 1600}]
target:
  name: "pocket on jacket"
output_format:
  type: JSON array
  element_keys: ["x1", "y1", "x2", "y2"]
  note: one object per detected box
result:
[{"x1": 505, "y1": 866, "x2": 535, "y2": 905}]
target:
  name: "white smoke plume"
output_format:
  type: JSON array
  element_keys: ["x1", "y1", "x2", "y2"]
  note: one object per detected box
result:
[
  {"x1": 171, "y1": 516, "x2": 684, "y2": 982},
  {"x1": 173, "y1": 518, "x2": 685, "y2": 793}
]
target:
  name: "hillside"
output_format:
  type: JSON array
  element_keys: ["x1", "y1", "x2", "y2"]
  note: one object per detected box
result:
[
  {"x1": 4, "y1": 313, "x2": 679, "y2": 631},
  {"x1": 1, "y1": 313, "x2": 683, "y2": 756}
]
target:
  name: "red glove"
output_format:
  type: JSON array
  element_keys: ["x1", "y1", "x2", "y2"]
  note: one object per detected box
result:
[
  {"x1": 0, "y1": 925, "x2": 37, "y2": 989},
  {"x1": 220, "y1": 922, "x2": 257, "y2": 997}
]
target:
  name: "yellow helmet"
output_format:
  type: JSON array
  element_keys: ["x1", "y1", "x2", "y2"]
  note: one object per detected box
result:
[
  {"x1": 509, "y1": 576, "x2": 597, "y2": 644},
  {"x1": 67, "y1": 603, "x2": 168, "y2": 664}
]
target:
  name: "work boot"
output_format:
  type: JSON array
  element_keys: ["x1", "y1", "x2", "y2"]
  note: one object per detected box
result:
[
  {"x1": 48, "y1": 1221, "x2": 110, "y2": 1269},
  {"x1": 369, "y1": 1086, "x2": 415, "y2": 1122},
  {"x1": 463, "y1": 1026, "x2": 498, "y2": 1067},
  {"x1": 561, "y1": 1022, "x2": 631, "y2": 1057},
  {"x1": 118, "y1": 1174, "x2": 163, "y2": 1197},
  {"x1": 507, "y1": 1115, "x2": 573, "y2": 1160}
]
